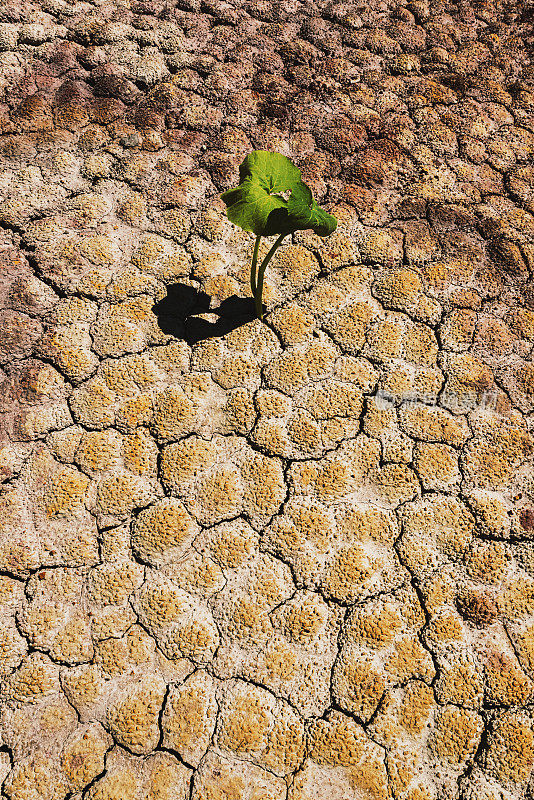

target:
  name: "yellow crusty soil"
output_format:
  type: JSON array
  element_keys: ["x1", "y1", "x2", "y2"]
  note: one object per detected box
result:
[{"x1": 0, "y1": 0, "x2": 534, "y2": 798}]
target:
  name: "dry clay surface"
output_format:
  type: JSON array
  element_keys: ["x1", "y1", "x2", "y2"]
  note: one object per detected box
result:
[{"x1": 1, "y1": 0, "x2": 534, "y2": 798}]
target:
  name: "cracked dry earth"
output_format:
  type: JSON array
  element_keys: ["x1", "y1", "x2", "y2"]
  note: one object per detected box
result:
[{"x1": 2, "y1": 1, "x2": 534, "y2": 800}]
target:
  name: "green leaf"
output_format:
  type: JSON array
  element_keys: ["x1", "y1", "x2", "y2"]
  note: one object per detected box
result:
[
  {"x1": 287, "y1": 182, "x2": 338, "y2": 237},
  {"x1": 221, "y1": 151, "x2": 301, "y2": 236},
  {"x1": 221, "y1": 178, "x2": 288, "y2": 236},
  {"x1": 221, "y1": 150, "x2": 337, "y2": 237},
  {"x1": 238, "y1": 150, "x2": 302, "y2": 194}
]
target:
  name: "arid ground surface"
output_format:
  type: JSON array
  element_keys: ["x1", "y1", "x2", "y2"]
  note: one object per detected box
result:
[{"x1": 1, "y1": 0, "x2": 534, "y2": 798}]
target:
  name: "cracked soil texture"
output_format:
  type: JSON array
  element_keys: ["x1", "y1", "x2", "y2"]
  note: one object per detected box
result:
[{"x1": 1, "y1": 0, "x2": 534, "y2": 798}]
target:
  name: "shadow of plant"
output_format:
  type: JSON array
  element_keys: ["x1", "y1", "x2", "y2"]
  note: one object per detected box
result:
[{"x1": 152, "y1": 283, "x2": 257, "y2": 345}]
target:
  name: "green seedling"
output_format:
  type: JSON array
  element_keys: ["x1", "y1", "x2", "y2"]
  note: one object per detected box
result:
[{"x1": 221, "y1": 150, "x2": 338, "y2": 320}]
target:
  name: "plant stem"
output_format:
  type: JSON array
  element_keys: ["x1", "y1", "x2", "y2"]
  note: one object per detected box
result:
[
  {"x1": 255, "y1": 233, "x2": 288, "y2": 320},
  {"x1": 250, "y1": 235, "x2": 261, "y2": 297}
]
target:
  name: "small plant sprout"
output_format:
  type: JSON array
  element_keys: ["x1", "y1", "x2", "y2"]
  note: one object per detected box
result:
[{"x1": 221, "y1": 151, "x2": 338, "y2": 321}]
